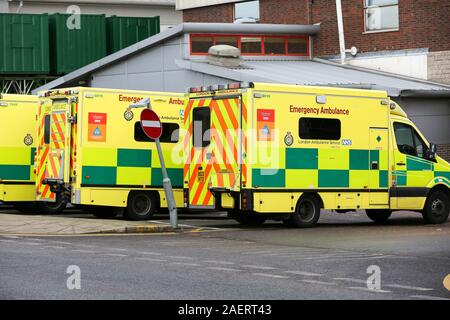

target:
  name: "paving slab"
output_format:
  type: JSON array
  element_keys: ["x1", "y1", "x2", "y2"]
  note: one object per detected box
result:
[{"x1": 0, "y1": 213, "x2": 178, "y2": 235}]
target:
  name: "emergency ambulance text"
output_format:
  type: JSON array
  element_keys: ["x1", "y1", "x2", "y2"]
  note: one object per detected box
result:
[{"x1": 289, "y1": 105, "x2": 350, "y2": 115}]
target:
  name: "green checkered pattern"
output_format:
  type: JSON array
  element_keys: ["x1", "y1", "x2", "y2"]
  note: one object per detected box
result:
[
  {"x1": 0, "y1": 147, "x2": 35, "y2": 182},
  {"x1": 81, "y1": 147, "x2": 183, "y2": 187},
  {"x1": 252, "y1": 147, "x2": 388, "y2": 189}
]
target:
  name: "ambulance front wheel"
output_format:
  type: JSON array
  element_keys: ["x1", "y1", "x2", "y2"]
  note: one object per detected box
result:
[
  {"x1": 422, "y1": 190, "x2": 449, "y2": 224},
  {"x1": 290, "y1": 195, "x2": 321, "y2": 228},
  {"x1": 125, "y1": 192, "x2": 157, "y2": 221},
  {"x1": 365, "y1": 209, "x2": 392, "y2": 223}
]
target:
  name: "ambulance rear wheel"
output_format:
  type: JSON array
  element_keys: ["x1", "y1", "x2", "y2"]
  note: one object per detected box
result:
[
  {"x1": 37, "y1": 195, "x2": 67, "y2": 214},
  {"x1": 365, "y1": 210, "x2": 392, "y2": 223},
  {"x1": 125, "y1": 192, "x2": 156, "y2": 220},
  {"x1": 422, "y1": 190, "x2": 449, "y2": 224},
  {"x1": 290, "y1": 195, "x2": 321, "y2": 228}
]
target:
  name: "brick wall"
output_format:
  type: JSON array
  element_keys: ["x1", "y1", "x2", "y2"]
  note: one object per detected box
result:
[
  {"x1": 312, "y1": 0, "x2": 450, "y2": 56},
  {"x1": 183, "y1": 2, "x2": 234, "y2": 23},
  {"x1": 438, "y1": 144, "x2": 450, "y2": 163},
  {"x1": 428, "y1": 51, "x2": 450, "y2": 85},
  {"x1": 182, "y1": 0, "x2": 450, "y2": 56},
  {"x1": 259, "y1": 0, "x2": 310, "y2": 24}
]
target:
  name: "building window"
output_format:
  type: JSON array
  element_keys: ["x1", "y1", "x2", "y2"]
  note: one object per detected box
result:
[
  {"x1": 234, "y1": 0, "x2": 260, "y2": 22},
  {"x1": 190, "y1": 34, "x2": 309, "y2": 56},
  {"x1": 241, "y1": 36, "x2": 262, "y2": 54},
  {"x1": 134, "y1": 122, "x2": 179, "y2": 143},
  {"x1": 364, "y1": 0, "x2": 399, "y2": 32},
  {"x1": 264, "y1": 37, "x2": 285, "y2": 55},
  {"x1": 287, "y1": 37, "x2": 308, "y2": 54},
  {"x1": 215, "y1": 35, "x2": 239, "y2": 47},
  {"x1": 191, "y1": 35, "x2": 214, "y2": 53},
  {"x1": 299, "y1": 117, "x2": 341, "y2": 140}
]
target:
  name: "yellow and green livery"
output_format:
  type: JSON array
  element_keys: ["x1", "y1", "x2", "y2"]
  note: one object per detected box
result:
[
  {"x1": 184, "y1": 82, "x2": 450, "y2": 227},
  {"x1": 36, "y1": 87, "x2": 185, "y2": 220},
  {"x1": 0, "y1": 93, "x2": 64, "y2": 214}
]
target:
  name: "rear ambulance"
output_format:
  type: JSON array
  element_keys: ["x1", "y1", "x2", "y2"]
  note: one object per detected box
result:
[{"x1": 36, "y1": 87, "x2": 185, "y2": 220}]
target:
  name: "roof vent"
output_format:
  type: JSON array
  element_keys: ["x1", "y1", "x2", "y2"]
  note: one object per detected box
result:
[{"x1": 207, "y1": 45, "x2": 241, "y2": 68}]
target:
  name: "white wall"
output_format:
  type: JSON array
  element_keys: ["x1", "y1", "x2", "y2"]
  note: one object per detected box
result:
[
  {"x1": 3, "y1": 1, "x2": 181, "y2": 29},
  {"x1": 346, "y1": 52, "x2": 428, "y2": 80},
  {"x1": 90, "y1": 35, "x2": 230, "y2": 92},
  {"x1": 176, "y1": 0, "x2": 243, "y2": 10}
]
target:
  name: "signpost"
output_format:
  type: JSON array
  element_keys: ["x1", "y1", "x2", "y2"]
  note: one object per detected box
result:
[{"x1": 128, "y1": 98, "x2": 178, "y2": 228}]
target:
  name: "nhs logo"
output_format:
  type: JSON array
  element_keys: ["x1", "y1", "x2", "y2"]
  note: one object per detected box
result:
[{"x1": 342, "y1": 139, "x2": 352, "y2": 146}]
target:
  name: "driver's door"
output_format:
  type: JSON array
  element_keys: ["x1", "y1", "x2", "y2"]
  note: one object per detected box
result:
[{"x1": 392, "y1": 121, "x2": 434, "y2": 209}]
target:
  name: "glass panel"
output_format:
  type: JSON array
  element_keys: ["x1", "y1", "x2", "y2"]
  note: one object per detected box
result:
[
  {"x1": 287, "y1": 37, "x2": 308, "y2": 54},
  {"x1": 193, "y1": 107, "x2": 211, "y2": 148},
  {"x1": 365, "y1": 5, "x2": 399, "y2": 31},
  {"x1": 264, "y1": 37, "x2": 285, "y2": 55},
  {"x1": 241, "y1": 36, "x2": 262, "y2": 54},
  {"x1": 299, "y1": 118, "x2": 341, "y2": 140},
  {"x1": 234, "y1": 0, "x2": 260, "y2": 21},
  {"x1": 215, "y1": 35, "x2": 239, "y2": 48},
  {"x1": 365, "y1": 0, "x2": 398, "y2": 7},
  {"x1": 135, "y1": 122, "x2": 179, "y2": 143},
  {"x1": 394, "y1": 123, "x2": 416, "y2": 156},
  {"x1": 191, "y1": 35, "x2": 214, "y2": 53},
  {"x1": 44, "y1": 115, "x2": 50, "y2": 144},
  {"x1": 413, "y1": 130, "x2": 428, "y2": 159}
]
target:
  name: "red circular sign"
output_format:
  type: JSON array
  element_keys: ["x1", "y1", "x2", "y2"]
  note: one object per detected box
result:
[{"x1": 140, "y1": 109, "x2": 162, "y2": 139}]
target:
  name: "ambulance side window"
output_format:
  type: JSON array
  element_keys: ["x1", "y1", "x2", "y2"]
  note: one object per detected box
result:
[
  {"x1": 298, "y1": 117, "x2": 341, "y2": 140},
  {"x1": 193, "y1": 107, "x2": 211, "y2": 148},
  {"x1": 134, "y1": 122, "x2": 179, "y2": 143},
  {"x1": 44, "y1": 115, "x2": 51, "y2": 144},
  {"x1": 394, "y1": 122, "x2": 429, "y2": 159}
]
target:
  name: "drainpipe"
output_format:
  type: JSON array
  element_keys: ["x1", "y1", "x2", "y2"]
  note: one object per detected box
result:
[{"x1": 335, "y1": 0, "x2": 346, "y2": 64}]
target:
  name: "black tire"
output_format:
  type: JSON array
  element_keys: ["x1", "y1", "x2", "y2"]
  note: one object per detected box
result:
[
  {"x1": 422, "y1": 190, "x2": 450, "y2": 224},
  {"x1": 290, "y1": 195, "x2": 321, "y2": 228},
  {"x1": 235, "y1": 215, "x2": 267, "y2": 226},
  {"x1": 89, "y1": 206, "x2": 121, "y2": 219},
  {"x1": 36, "y1": 195, "x2": 67, "y2": 214},
  {"x1": 366, "y1": 209, "x2": 392, "y2": 223},
  {"x1": 124, "y1": 192, "x2": 157, "y2": 221},
  {"x1": 13, "y1": 202, "x2": 38, "y2": 214}
]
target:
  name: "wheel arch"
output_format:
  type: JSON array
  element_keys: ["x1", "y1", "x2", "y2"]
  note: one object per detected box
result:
[
  {"x1": 296, "y1": 192, "x2": 324, "y2": 209},
  {"x1": 127, "y1": 190, "x2": 161, "y2": 211}
]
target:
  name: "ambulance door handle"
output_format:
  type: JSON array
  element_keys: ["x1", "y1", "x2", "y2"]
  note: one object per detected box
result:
[
  {"x1": 371, "y1": 161, "x2": 378, "y2": 170},
  {"x1": 396, "y1": 162, "x2": 406, "y2": 166}
]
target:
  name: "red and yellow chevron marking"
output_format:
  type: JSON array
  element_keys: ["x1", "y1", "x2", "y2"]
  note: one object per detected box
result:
[
  {"x1": 35, "y1": 104, "x2": 55, "y2": 201},
  {"x1": 186, "y1": 97, "x2": 241, "y2": 206}
]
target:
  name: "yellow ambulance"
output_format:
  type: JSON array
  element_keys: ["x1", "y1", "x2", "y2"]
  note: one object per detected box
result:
[
  {"x1": 184, "y1": 82, "x2": 450, "y2": 227},
  {"x1": 35, "y1": 87, "x2": 185, "y2": 220},
  {"x1": 0, "y1": 93, "x2": 65, "y2": 214}
]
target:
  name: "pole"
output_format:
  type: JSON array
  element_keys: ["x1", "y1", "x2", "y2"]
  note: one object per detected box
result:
[
  {"x1": 155, "y1": 137, "x2": 178, "y2": 228},
  {"x1": 335, "y1": 0, "x2": 346, "y2": 64}
]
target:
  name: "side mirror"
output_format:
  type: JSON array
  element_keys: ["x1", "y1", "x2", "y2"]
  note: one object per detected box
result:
[{"x1": 427, "y1": 143, "x2": 437, "y2": 160}]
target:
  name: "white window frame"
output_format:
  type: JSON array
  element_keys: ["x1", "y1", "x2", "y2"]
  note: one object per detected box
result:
[
  {"x1": 363, "y1": 0, "x2": 399, "y2": 34},
  {"x1": 233, "y1": 0, "x2": 260, "y2": 22}
]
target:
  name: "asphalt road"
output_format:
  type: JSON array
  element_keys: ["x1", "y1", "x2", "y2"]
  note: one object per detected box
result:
[{"x1": 0, "y1": 210, "x2": 449, "y2": 300}]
